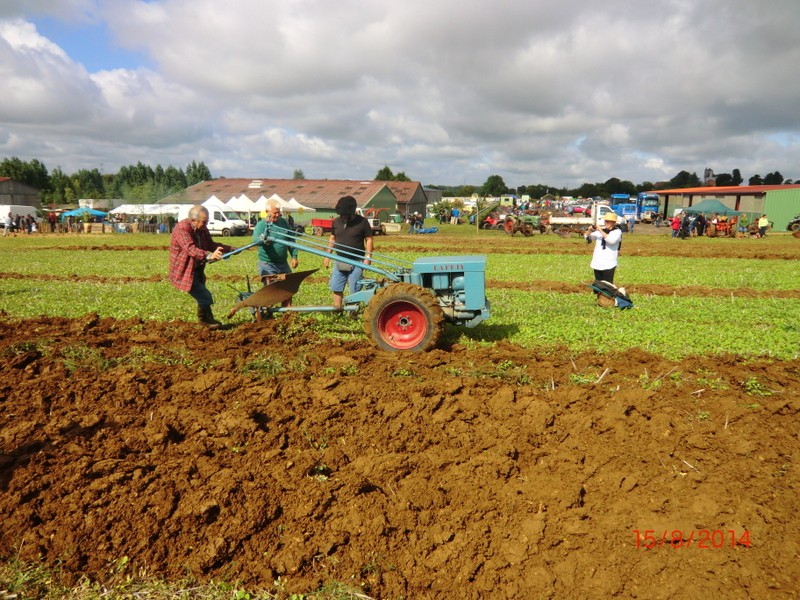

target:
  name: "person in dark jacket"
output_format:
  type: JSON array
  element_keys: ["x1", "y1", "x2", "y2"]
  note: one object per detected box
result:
[
  {"x1": 169, "y1": 204, "x2": 234, "y2": 329},
  {"x1": 322, "y1": 196, "x2": 374, "y2": 311}
]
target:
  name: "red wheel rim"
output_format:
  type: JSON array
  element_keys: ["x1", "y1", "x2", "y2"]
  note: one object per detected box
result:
[
  {"x1": 503, "y1": 219, "x2": 514, "y2": 234},
  {"x1": 377, "y1": 300, "x2": 428, "y2": 350}
]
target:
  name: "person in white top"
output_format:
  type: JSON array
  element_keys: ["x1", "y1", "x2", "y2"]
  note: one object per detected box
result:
[
  {"x1": 2, "y1": 213, "x2": 13, "y2": 237},
  {"x1": 584, "y1": 212, "x2": 623, "y2": 284}
]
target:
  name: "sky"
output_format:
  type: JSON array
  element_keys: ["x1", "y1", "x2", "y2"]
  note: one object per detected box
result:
[{"x1": 1, "y1": 0, "x2": 799, "y2": 189}]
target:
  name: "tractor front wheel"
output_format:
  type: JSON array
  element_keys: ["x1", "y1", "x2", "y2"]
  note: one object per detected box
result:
[
  {"x1": 364, "y1": 283, "x2": 444, "y2": 352},
  {"x1": 503, "y1": 218, "x2": 516, "y2": 236}
]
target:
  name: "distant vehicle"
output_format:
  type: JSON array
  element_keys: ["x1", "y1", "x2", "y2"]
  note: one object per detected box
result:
[
  {"x1": 637, "y1": 193, "x2": 661, "y2": 222},
  {"x1": 547, "y1": 202, "x2": 620, "y2": 232},
  {"x1": 0, "y1": 204, "x2": 37, "y2": 228},
  {"x1": 608, "y1": 193, "x2": 660, "y2": 222},
  {"x1": 177, "y1": 203, "x2": 249, "y2": 236}
]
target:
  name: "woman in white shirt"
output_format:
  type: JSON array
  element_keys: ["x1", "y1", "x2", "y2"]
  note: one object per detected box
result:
[{"x1": 585, "y1": 212, "x2": 623, "y2": 284}]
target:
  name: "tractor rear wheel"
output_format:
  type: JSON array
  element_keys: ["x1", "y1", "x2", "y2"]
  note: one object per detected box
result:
[
  {"x1": 363, "y1": 283, "x2": 444, "y2": 352},
  {"x1": 503, "y1": 218, "x2": 516, "y2": 236}
]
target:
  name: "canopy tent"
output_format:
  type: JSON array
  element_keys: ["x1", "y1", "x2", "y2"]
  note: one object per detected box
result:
[
  {"x1": 285, "y1": 197, "x2": 315, "y2": 213},
  {"x1": 60, "y1": 207, "x2": 108, "y2": 222},
  {"x1": 226, "y1": 194, "x2": 256, "y2": 212},
  {"x1": 251, "y1": 194, "x2": 293, "y2": 216},
  {"x1": 109, "y1": 204, "x2": 184, "y2": 217},
  {"x1": 684, "y1": 199, "x2": 741, "y2": 216}
]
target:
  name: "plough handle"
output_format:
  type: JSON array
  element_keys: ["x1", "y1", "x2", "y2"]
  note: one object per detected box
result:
[{"x1": 221, "y1": 240, "x2": 262, "y2": 260}]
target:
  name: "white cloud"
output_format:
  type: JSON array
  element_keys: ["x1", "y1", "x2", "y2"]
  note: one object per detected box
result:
[{"x1": 1, "y1": 0, "x2": 799, "y2": 187}]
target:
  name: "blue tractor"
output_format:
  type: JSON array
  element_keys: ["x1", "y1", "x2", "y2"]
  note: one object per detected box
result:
[{"x1": 221, "y1": 224, "x2": 490, "y2": 352}]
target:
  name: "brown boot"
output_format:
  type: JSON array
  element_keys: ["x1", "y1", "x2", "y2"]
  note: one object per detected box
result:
[{"x1": 197, "y1": 306, "x2": 222, "y2": 330}]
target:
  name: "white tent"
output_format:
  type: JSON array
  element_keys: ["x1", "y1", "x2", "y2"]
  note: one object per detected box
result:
[
  {"x1": 253, "y1": 194, "x2": 292, "y2": 214},
  {"x1": 109, "y1": 204, "x2": 184, "y2": 216},
  {"x1": 252, "y1": 195, "x2": 270, "y2": 213},
  {"x1": 269, "y1": 194, "x2": 293, "y2": 211},
  {"x1": 285, "y1": 197, "x2": 315, "y2": 212},
  {"x1": 226, "y1": 194, "x2": 256, "y2": 212}
]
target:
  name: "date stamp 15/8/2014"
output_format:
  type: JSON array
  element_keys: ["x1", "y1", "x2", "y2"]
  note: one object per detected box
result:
[{"x1": 634, "y1": 529, "x2": 751, "y2": 549}]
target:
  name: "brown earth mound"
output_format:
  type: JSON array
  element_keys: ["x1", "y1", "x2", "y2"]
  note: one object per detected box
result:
[{"x1": 1, "y1": 315, "x2": 799, "y2": 598}]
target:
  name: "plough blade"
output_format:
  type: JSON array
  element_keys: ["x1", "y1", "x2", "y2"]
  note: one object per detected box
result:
[{"x1": 228, "y1": 269, "x2": 318, "y2": 318}]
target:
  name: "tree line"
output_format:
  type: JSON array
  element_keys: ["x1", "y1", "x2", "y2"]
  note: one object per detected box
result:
[
  {"x1": 0, "y1": 157, "x2": 212, "y2": 205},
  {"x1": 2, "y1": 157, "x2": 792, "y2": 205},
  {"x1": 429, "y1": 168, "x2": 792, "y2": 200}
]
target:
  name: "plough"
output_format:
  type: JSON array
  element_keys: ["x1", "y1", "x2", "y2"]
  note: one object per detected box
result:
[{"x1": 219, "y1": 224, "x2": 490, "y2": 352}]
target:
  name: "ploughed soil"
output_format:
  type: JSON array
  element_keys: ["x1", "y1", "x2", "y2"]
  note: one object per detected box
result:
[{"x1": 2, "y1": 314, "x2": 799, "y2": 599}]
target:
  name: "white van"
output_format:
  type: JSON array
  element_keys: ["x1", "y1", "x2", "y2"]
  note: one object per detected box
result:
[
  {"x1": 0, "y1": 205, "x2": 38, "y2": 229},
  {"x1": 177, "y1": 204, "x2": 249, "y2": 237}
]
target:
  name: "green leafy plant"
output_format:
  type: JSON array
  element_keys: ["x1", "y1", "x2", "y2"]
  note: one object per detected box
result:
[
  {"x1": 61, "y1": 343, "x2": 114, "y2": 374},
  {"x1": 569, "y1": 372, "x2": 597, "y2": 385},
  {"x1": 742, "y1": 376, "x2": 772, "y2": 397},
  {"x1": 340, "y1": 363, "x2": 358, "y2": 375},
  {"x1": 696, "y1": 410, "x2": 711, "y2": 421},
  {"x1": 242, "y1": 353, "x2": 287, "y2": 377},
  {"x1": 638, "y1": 372, "x2": 662, "y2": 390},
  {"x1": 696, "y1": 376, "x2": 729, "y2": 390},
  {"x1": 392, "y1": 368, "x2": 415, "y2": 377}
]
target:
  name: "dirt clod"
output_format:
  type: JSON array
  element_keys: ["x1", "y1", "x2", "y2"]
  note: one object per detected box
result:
[{"x1": 1, "y1": 315, "x2": 799, "y2": 598}]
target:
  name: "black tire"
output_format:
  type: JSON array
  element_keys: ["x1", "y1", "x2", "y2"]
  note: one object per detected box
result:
[
  {"x1": 503, "y1": 218, "x2": 516, "y2": 236},
  {"x1": 221, "y1": 229, "x2": 231, "y2": 237},
  {"x1": 363, "y1": 283, "x2": 445, "y2": 352},
  {"x1": 789, "y1": 222, "x2": 800, "y2": 232}
]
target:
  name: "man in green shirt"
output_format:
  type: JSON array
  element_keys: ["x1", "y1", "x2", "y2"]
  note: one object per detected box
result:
[{"x1": 252, "y1": 199, "x2": 299, "y2": 278}]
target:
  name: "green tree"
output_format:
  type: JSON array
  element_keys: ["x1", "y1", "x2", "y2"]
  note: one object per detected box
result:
[
  {"x1": 668, "y1": 171, "x2": 702, "y2": 188},
  {"x1": 524, "y1": 184, "x2": 553, "y2": 198},
  {"x1": 44, "y1": 167, "x2": 72, "y2": 204},
  {"x1": 732, "y1": 169, "x2": 743, "y2": 186},
  {"x1": 0, "y1": 156, "x2": 49, "y2": 190},
  {"x1": 163, "y1": 165, "x2": 187, "y2": 191},
  {"x1": 763, "y1": 171, "x2": 784, "y2": 185},
  {"x1": 186, "y1": 160, "x2": 212, "y2": 185},
  {"x1": 715, "y1": 172, "x2": 734, "y2": 186},
  {"x1": 575, "y1": 182, "x2": 601, "y2": 198},
  {"x1": 481, "y1": 174, "x2": 507, "y2": 197},
  {"x1": 292, "y1": 169, "x2": 305, "y2": 180},
  {"x1": 456, "y1": 185, "x2": 478, "y2": 197},
  {"x1": 375, "y1": 165, "x2": 395, "y2": 180},
  {"x1": 603, "y1": 177, "x2": 636, "y2": 196},
  {"x1": 394, "y1": 170, "x2": 411, "y2": 182},
  {"x1": 72, "y1": 168, "x2": 105, "y2": 199},
  {"x1": 748, "y1": 174, "x2": 763, "y2": 185}
]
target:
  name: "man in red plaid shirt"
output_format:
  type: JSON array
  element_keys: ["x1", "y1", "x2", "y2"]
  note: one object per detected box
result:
[{"x1": 169, "y1": 205, "x2": 235, "y2": 329}]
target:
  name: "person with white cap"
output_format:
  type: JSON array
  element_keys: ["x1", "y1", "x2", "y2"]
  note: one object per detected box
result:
[{"x1": 584, "y1": 212, "x2": 623, "y2": 284}]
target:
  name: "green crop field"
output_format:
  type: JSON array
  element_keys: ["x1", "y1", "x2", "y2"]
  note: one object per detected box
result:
[{"x1": 0, "y1": 231, "x2": 798, "y2": 359}]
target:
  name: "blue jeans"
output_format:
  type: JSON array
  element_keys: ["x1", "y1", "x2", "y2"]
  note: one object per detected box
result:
[
  {"x1": 258, "y1": 260, "x2": 291, "y2": 276},
  {"x1": 188, "y1": 269, "x2": 213, "y2": 307},
  {"x1": 329, "y1": 265, "x2": 364, "y2": 294}
]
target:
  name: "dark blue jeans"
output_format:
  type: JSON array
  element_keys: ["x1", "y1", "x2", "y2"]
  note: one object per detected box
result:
[{"x1": 188, "y1": 269, "x2": 213, "y2": 308}]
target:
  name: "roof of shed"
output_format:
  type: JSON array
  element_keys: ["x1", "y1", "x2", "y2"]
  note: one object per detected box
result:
[{"x1": 160, "y1": 178, "x2": 397, "y2": 210}]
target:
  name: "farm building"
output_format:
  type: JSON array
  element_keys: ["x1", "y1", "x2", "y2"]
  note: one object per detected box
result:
[
  {"x1": 159, "y1": 178, "x2": 431, "y2": 221},
  {"x1": 0, "y1": 178, "x2": 41, "y2": 209},
  {"x1": 654, "y1": 184, "x2": 800, "y2": 230}
]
